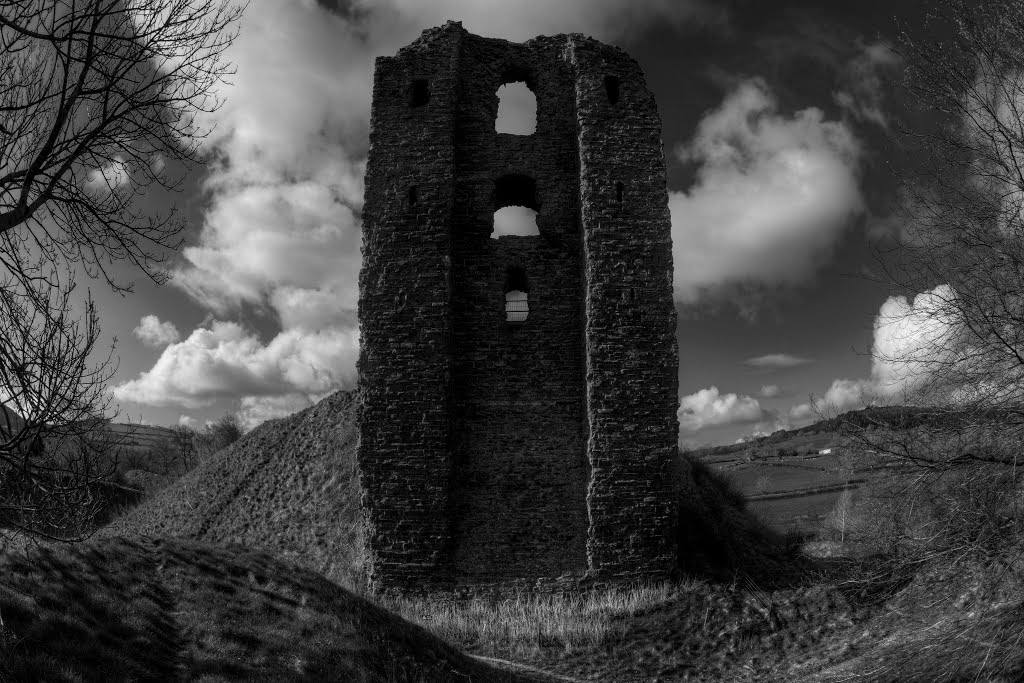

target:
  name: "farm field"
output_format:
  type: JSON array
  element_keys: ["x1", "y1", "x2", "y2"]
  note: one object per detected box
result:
[{"x1": 701, "y1": 439, "x2": 920, "y2": 540}]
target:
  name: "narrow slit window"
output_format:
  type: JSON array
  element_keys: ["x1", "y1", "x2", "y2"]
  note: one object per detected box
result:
[
  {"x1": 604, "y1": 75, "x2": 620, "y2": 104},
  {"x1": 408, "y1": 185, "x2": 418, "y2": 206},
  {"x1": 506, "y1": 290, "x2": 528, "y2": 323},
  {"x1": 615, "y1": 181, "x2": 624, "y2": 203},
  {"x1": 410, "y1": 79, "x2": 429, "y2": 107},
  {"x1": 504, "y1": 266, "x2": 529, "y2": 324}
]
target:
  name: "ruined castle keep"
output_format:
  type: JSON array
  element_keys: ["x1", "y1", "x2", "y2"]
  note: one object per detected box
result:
[{"x1": 357, "y1": 22, "x2": 679, "y2": 591}]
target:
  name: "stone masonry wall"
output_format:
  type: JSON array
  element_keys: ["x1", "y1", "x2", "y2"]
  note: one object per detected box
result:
[
  {"x1": 570, "y1": 40, "x2": 680, "y2": 580},
  {"x1": 448, "y1": 34, "x2": 590, "y2": 585},
  {"x1": 357, "y1": 25, "x2": 463, "y2": 591},
  {"x1": 358, "y1": 21, "x2": 679, "y2": 592}
]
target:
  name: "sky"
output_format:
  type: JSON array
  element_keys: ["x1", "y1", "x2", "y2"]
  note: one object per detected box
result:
[{"x1": 77, "y1": 0, "x2": 948, "y2": 446}]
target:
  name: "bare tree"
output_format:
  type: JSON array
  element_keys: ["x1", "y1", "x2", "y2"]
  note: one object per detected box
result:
[
  {"x1": 166, "y1": 423, "x2": 198, "y2": 472},
  {"x1": 0, "y1": 0, "x2": 243, "y2": 543},
  {"x1": 194, "y1": 412, "x2": 242, "y2": 460},
  {"x1": 0, "y1": 0, "x2": 243, "y2": 289},
  {"x1": 832, "y1": 0, "x2": 1024, "y2": 467},
  {"x1": 874, "y1": 0, "x2": 1024, "y2": 423},
  {"x1": 826, "y1": 1, "x2": 1024, "y2": 590},
  {"x1": 143, "y1": 423, "x2": 199, "y2": 477},
  {"x1": 0, "y1": 259, "x2": 122, "y2": 540}
]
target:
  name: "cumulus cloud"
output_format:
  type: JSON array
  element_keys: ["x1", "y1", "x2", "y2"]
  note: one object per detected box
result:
[
  {"x1": 670, "y1": 77, "x2": 863, "y2": 302},
  {"x1": 789, "y1": 377, "x2": 873, "y2": 423},
  {"x1": 133, "y1": 315, "x2": 181, "y2": 348},
  {"x1": 759, "y1": 384, "x2": 781, "y2": 398},
  {"x1": 744, "y1": 353, "x2": 812, "y2": 369},
  {"x1": 117, "y1": 0, "x2": 722, "y2": 427},
  {"x1": 178, "y1": 180, "x2": 363, "y2": 313},
  {"x1": 870, "y1": 285, "x2": 960, "y2": 397},
  {"x1": 237, "y1": 393, "x2": 327, "y2": 431},
  {"x1": 113, "y1": 321, "x2": 359, "y2": 409},
  {"x1": 789, "y1": 285, "x2": 962, "y2": 423},
  {"x1": 678, "y1": 386, "x2": 765, "y2": 432},
  {"x1": 176, "y1": 0, "x2": 723, "y2": 316},
  {"x1": 178, "y1": 415, "x2": 199, "y2": 429}
]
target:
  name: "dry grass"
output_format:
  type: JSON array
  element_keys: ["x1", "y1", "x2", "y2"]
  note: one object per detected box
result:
[
  {"x1": 381, "y1": 573, "x2": 872, "y2": 682},
  {"x1": 386, "y1": 582, "x2": 678, "y2": 657}
]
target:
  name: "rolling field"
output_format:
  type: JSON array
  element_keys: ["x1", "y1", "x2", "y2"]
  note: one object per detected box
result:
[{"x1": 701, "y1": 433, "x2": 916, "y2": 538}]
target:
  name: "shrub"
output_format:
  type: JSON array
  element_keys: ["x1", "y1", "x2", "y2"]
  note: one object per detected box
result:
[
  {"x1": 194, "y1": 413, "x2": 244, "y2": 461},
  {"x1": 849, "y1": 461, "x2": 1023, "y2": 567}
]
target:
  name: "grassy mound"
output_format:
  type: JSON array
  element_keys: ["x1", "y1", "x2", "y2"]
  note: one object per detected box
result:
[
  {"x1": 18, "y1": 405, "x2": 1024, "y2": 680},
  {"x1": 102, "y1": 390, "x2": 365, "y2": 588},
  {"x1": 675, "y1": 452, "x2": 808, "y2": 586},
  {"x1": 103, "y1": 388, "x2": 804, "y2": 591},
  {"x1": 0, "y1": 536, "x2": 522, "y2": 682}
]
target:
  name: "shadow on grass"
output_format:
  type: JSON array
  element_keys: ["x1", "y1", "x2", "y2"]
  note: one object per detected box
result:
[
  {"x1": 674, "y1": 451, "x2": 813, "y2": 589},
  {"x1": 1, "y1": 537, "x2": 530, "y2": 682},
  {"x1": 0, "y1": 538, "x2": 181, "y2": 681}
]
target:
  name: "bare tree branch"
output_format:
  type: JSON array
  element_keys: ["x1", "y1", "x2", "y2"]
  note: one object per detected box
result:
[
  {"x1": 0, "y1": 0, "x2": 244, "y2": 293},
  {"x1": 869, "y1": 0, "x2": 1024, "y2": 426},
  {"x1": 0, "y1": 0, "x2": 244, "y2": 544}
]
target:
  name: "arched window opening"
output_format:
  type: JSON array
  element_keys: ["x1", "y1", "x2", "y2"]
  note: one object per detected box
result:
[
  {"x1": 408, "y1": 185, "x2": 418, "y2": 206},
  {"x1": 495, "y1": 81, "x2": 537, "y2": 135},
  {"x1": 604, "y1": 75, "x2": 620, "y2": 104},
  {"x1": 615, "y1": 181, "x2": 624, "y2": 203},
  {"x1": 504, "y1": 266, "x2": 529, "y2": 324},
  {"x1": 410, "y1": 78, "x2": 430, "y2": 107},
  {"x1": 494, "y1": 174, "x2": 538, "y2": 211},
  {"x1": 492, "y1": 206, "x2": 539, "y2": 238}
]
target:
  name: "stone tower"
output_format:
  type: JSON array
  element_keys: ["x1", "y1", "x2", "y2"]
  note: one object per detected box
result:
[{"x1": 357, "y1": 21, "x2": 679, "y2": 592}]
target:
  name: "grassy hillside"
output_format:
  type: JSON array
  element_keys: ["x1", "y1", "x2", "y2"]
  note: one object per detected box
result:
[
  {"x1": 105, "y1": 388, "x2": 805, "y2": 590},
  {"x1": 0, "y1": 536, "x2": 522, "y2": 682},
  {"x1": 10, "y1": 390, "x2": 1024, "y2": 681},
  {"x1": 102, "y1": 390, "x2": 365, "y2": 587},
  {"x1": 693, "y1": 404, "x2": 1018, "y2": 461},
  {"x1": 7, "y1": 525, "x2": 1023, "y2": 681}
]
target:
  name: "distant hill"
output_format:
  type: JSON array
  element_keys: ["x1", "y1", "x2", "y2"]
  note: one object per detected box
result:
[
  {"x1": 104, "y1": 421, "x2": 177, "y2": 449},
  {"x1": 0, "y1": 402, "x2": 174, "y2": 451},
  {"x1": 691, "y1": 404, "x2": 1019, "y2": 459},
  {"x1": 102, "y1": 390, "x2": 364, "y2": 587}
]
